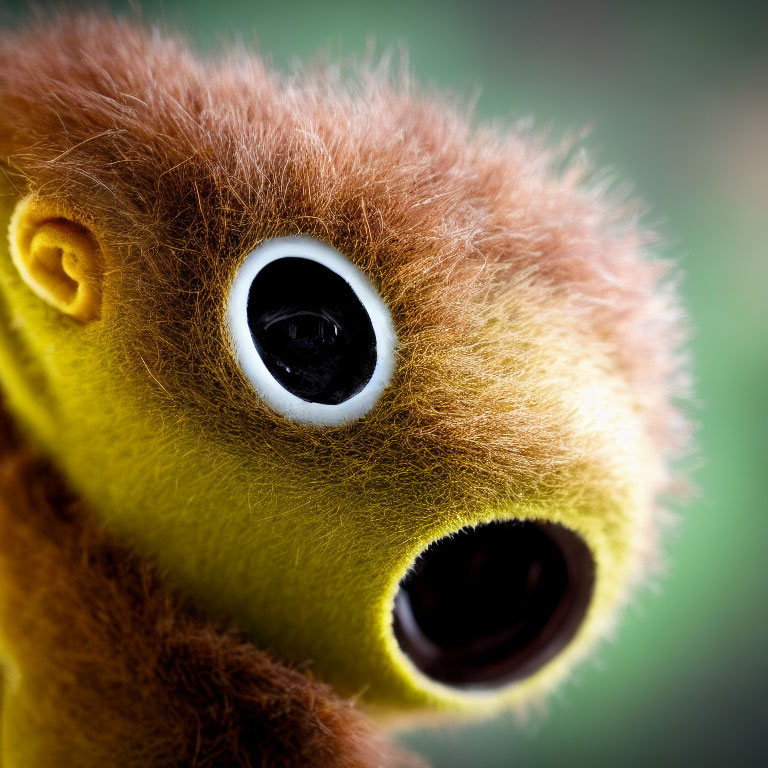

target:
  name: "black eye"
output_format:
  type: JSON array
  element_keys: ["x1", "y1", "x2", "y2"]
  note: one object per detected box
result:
[
  {"x1": 228, "y1": 237, "x2": 396, "y2": 425},
  {"x1": 247, "y1": 258, "x2": 377, "y2": 405}
]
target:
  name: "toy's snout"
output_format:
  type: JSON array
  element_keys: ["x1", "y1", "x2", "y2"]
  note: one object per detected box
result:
[{"x1": 392, "y1": 520, "x2": 594, "y2": 690}]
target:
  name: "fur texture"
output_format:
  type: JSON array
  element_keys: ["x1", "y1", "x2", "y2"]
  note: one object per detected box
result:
[
  {"x1": 0, "y1": 14, "x2": 688, "y2": 465},
  {"x1": 0, "y1": 8, "x2": 690, "y2": 757},
  {"x1": 0, "y1": 404, "x2": 421, "y2": 767}
]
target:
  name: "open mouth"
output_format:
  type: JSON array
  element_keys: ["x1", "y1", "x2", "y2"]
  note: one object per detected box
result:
[{"x1": 392, "y1": 520, "x2": 595, "y2": 690}]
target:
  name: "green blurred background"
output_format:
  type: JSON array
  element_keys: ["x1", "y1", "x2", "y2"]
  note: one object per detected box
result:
[{"x1": 2, "y1": 1, "x2": 766, "y2": 765}]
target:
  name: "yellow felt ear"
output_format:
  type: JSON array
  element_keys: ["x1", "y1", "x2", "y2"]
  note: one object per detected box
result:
[{"x1": 9, "y1": 197, "x2": 103, "y2": 323}]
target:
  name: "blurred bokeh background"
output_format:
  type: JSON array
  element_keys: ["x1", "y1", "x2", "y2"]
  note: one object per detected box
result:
[{"x1": 2, "y1": 1, "x2": 766, "y2": 765}]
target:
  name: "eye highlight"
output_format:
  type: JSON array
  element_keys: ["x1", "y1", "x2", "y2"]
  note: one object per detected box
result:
[{"x1": 228, "y1": 237, "x2": 397, "y2": 426}]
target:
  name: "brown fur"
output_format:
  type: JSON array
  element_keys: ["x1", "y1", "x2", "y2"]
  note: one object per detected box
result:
[
  {"x1": 0, "y1": 13, "x2": 690, "y2": 505},
  {"x1": 0, "y1": 403, "x2": 421, "y2": 767}
]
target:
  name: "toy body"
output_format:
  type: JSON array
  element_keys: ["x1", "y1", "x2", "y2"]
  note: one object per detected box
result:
[{"x1": 0, "y1": 14, "x2": 688, "y2": 766}]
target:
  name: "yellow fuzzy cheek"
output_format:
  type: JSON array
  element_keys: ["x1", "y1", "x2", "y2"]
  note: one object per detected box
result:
[{"x1": 11, "y1": 352, "x2": 651, "y2": 721}]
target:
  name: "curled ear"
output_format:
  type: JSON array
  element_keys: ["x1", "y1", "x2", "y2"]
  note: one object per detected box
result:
[{"x1": 9, "y1": 197, "x2": 104, "y2": 323}]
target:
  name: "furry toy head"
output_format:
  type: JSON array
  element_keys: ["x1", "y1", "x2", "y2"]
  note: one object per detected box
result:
[{"x1": 0, "y1": 14, "x2": 688, "y2": 718}]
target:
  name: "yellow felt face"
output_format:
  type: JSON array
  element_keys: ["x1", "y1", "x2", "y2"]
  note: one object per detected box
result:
[
  {"x1": 0, "y1": 186, "x2": 658, "y2": 719},
  {"x1": 0, "y1": 18, "x2": 685, "y2": 721}
]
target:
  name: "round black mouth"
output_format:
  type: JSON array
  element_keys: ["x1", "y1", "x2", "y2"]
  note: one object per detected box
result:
[{"x1": 392, "y1": 520, "x2": 595, "y2": 690}]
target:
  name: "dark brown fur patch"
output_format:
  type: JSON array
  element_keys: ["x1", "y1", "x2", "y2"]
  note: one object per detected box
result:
[{"x1": 0, "y1": 403, "x2": 422, "y2": 767}]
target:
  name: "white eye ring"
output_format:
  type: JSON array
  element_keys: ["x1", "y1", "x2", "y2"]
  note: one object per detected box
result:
[{"x1": 227, "y1": 236, "x2": 397, "y2": 426}]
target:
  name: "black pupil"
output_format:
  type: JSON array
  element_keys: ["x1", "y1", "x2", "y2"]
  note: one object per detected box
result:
[{"x1": 247, "y1": 257, "x2": 377, "y2": 405}]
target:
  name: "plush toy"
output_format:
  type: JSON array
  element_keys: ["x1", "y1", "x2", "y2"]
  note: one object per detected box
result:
[{"x1": 0, "y1": 13, "x2": 689, "y2": 767}]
